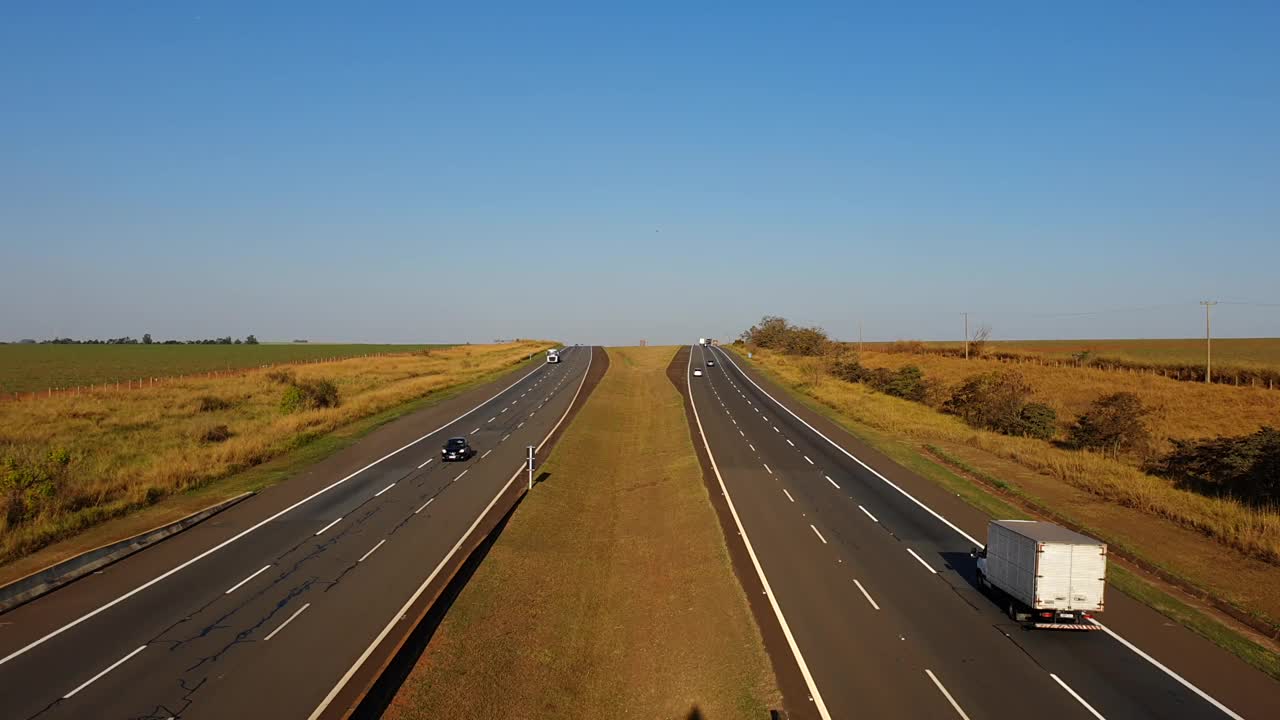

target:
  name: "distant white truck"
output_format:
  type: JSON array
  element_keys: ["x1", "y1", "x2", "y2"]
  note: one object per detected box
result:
[
  {"x1": 699, "y1": 337, "x2": 709, "y2": 346},
  {"x1": 546, "y1": 348, "x2": 560, "y2": 364},
  {"x1": 972, "y1": 520, "x2": 1106, "y2": 630}
]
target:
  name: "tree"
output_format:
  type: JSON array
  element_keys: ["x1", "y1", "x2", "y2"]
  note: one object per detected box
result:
[
  {"x1": 1156, "y1": 427, "x2": 1280, "y2": 506},
  {"x1": 970, "y1": 324, "x2": 992, "y2": 356},
  {"x1": 245, "y1": 334, "x2": 259, "y2": 345},
  {"x1": 943, "y1": 370, "x2": 1036, "y2": 435},
  {"x1": 143, "y1": 333, "x2": 152, "y2": 345},
  {"x1": 1068, "y1": 392, "x2": 1151, "y2": 456}
]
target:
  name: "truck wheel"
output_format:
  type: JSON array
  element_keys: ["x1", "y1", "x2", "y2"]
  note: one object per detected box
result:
[{"x1": 1007, "y1": 600, "x2": 1018, "y2": 622}]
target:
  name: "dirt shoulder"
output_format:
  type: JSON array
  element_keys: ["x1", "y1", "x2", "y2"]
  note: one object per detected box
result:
[{"x1": 384, "y1": 346, "x2": 782, "y2": 720}]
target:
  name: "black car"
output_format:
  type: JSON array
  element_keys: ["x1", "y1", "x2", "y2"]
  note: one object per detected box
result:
[{"x1": 442, "y1": 437, "x2": 475, "y2": 461}]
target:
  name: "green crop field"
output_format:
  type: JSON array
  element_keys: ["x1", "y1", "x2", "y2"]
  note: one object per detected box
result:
[
  {"x1": 0, "y1": 343, "x2": 453, "y2": 395},
  {"x1": 870, "y1": 338, "x2": 1280, "y2": 370}
]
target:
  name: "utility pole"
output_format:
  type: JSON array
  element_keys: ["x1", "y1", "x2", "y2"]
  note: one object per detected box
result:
[
  {"x1": 858, "y1": 320, "x2": 863, "y2": 354},
  {"x1": 1201, "y1": 300, "x2": 1218, "y2": 383},
  {"x1": 963, "y1": 312, "x2": 970, "y2": 360}
]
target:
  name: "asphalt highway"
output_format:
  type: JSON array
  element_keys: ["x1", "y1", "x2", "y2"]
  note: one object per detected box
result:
[
  {"x1": 0, "y1": 346, "x2": 599, "y2": 720},
  {"x1": 685, "y1": 344, "x2": 1278, "y2": 720}
]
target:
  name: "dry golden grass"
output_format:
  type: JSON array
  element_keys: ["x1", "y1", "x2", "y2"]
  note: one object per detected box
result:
[
  {"x1": 855, "y1": 350, "x2": 1280, "y2": 452},
  {"x1": 0, "y1": 342, "x2": 550, "y2": 564},
  {"x1": 743, "y1": 348, "x2": 1280, "y2": 564}
]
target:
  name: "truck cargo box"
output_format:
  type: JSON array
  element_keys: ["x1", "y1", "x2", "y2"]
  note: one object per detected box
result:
[{"x1": 980, "y1": 520, "x2": 1106, "y2": 627}]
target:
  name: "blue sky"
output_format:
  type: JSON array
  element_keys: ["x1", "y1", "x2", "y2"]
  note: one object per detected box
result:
[{"x1": 3, "y1": 2, "x2": 1278, "y2": 345}]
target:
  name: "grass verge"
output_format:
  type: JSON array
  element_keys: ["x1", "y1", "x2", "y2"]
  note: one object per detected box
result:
[
  {"x1": 726, "y1": 346, "x2": 1280, "y2": 682},
  {"x1": 384, "y1": 346, "x2": 781, "y2": 719},
  {"x1": 0, "y1": 342, "x2": 550, "y2": 570}
]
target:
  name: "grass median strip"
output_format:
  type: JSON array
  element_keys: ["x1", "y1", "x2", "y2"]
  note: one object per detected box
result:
[{"x1": 385, "y1": 346, "x2": 781, "y2": 719}]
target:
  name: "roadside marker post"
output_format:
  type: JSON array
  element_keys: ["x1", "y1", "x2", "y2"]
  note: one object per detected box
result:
[{"x1": 527, "y1": 446, "x2": 535, "y2": 491}]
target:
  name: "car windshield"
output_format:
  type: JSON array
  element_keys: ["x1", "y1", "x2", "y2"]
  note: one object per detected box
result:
[{"x1": 446, "y1": 439, "x2": 467, "y2": 449}]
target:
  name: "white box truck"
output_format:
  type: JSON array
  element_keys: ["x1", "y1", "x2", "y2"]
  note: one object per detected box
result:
[
  {"x1": 972, "y1": 520, "x2": 1106, "y2": 630},
  {"x1": 546, "y1": 349, "x2": 560, "y2": 364},
  {"x1": 699, "y1": 338, "x2": 708, "y2": 346}
]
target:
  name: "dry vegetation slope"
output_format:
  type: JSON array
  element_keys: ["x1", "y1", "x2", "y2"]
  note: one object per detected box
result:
[
  {"x1": 385, "y1": 346, "x2": 780, "y2": 720},
  {"x1": 737, "y1": 347, "x2": 1280, "y2": 627},
  {"x1": 0, "y1": 342, "x2": 549, "y2": 566},
  {"x1": 857, "y1": 350, "x2": 1280, "y2": 450}
]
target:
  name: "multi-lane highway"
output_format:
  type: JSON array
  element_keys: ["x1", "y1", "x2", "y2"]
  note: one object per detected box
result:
[
  {"x1": 684, "y1": 343, "x2": 1279, "y2": 720},
  {"x1": 0, "y1": 345, "x2": 603, "y2": 719}
]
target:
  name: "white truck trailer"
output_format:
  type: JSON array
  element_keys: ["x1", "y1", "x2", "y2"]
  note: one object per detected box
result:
[
  {"x1": 546, "y1": 348, "x2": 560, "y2": 364},
  {"x1": 973, "y1": 520, "x2": 1106, "y2": 630}
]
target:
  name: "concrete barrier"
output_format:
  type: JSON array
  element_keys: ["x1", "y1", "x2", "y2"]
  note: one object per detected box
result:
[{"x1": 0, "y1": 491, "x2": 254, "y2": 614}]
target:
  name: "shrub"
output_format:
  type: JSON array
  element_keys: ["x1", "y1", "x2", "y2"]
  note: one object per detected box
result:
[
  {"x1": 196, "y1": 395, "x2": 232, "y2": 412},
  {"x1": 1013, "y1": 402, "x2": 1058, "y2": 440},
  {"x1": 200, "y1": 425, "x2": 233, "y2": 443},
  {"x1": 872, "y1": 365, "x2": 928, "y2": 402},
  {"x1": 1154, "y1": 427, "x2": 1280, "y2": 507},
  {"x1": 280, "y1": 378, "x2": 340, "y2": 413},
  {"x1": 265, "y1": 369, "x2": 297, "y2": 385},
  {"x1": 942, "y1": 370, "x2": 1036, "y2": 435},
  {"x1": 1068, "y1": 392, "x2": 1150, "y2": 455},
  {"x1": 829, "y1": 357, "x2": 868, "y2": 383},
  {"x1": 741, "y1": 315, "x2": 831, "y2": 356}
]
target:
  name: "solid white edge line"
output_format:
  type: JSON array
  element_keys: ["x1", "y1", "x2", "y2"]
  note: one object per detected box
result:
[
  {"x1": 852, "y1": 579, "x2": 880, "y2": 610},
  {"x1": 0, "y1": 355, "x2": 554, "y2": 668},
  {"x1": 858, "y1": 505, "x2": 879, "y2": 522},
  {"x1": 810, "y1": 524, "x2": 827, "y2": 544},
  {"x1": 783, "y1": 489, "x2": 795, "y2": 503},
  {"x1": 1086, "y1": 621, "x2": 1244, "y2": 720},
  {"x1": 358, "y1": 539, "x2": 387, "y2": 563},
  {"x1": 374, "y1": 483, "x2": 395, "y2": 497},
  {"x1": 224, "y1": 565, "x2": 272, "y2": 595},
  {"x1": 1050, "y1": 673, "x2": 1108, "y2": 720},
  {"x1": 925, "y1": 669, "x2": 972, "y2": 720},
  {"x1": 62, "y1": 644, "x2": 147, "y2": 698},
  {"x1": 716, "y1": 348, "x2": 1245, "y2": 719},
  {"x1": 315, "y1": 517, "x2": 343, "y2": 536},
  {"x1": 417, "y1": 458, "x2": 432, "y2": 469},
  {"x1": 711, "y1": 346, "x2": 983, "y2": 547},
  {"x1": 685, "y1": 346, "x2": 833, "y2": 720},
  {"x1": 907, "y1": 547, "x2": 938, "y2": 574},
  {"x1": 264, "y1": 602, "x2": 311, "y2": 641},
  {"x1": 307, "y1": 346, "x2": 594, "y2": 720},
  {"x1": 414, "y1": 498, "x2": 434, "y2": 514},
  {"x1": 825, "y1": 475, "x2": 840, "y2": 489}
]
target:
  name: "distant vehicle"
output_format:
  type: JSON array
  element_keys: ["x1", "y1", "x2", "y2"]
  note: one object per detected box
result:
[
  {"x1": 699, "y1": 338, "x2": 709, "y2": 346},
  {"x1": 547, "y1": 349, "x2": 560, "y2": 364},
  {"x1": 706, "y1": 360, "x2": 715, "y2": 367},
  {"x1": 692, "y1": 368, "x2": 704, "y2": 377},
  {"x1": 972, "y1": 520, "x2": 1106, "y2": 630},
  {"x1": 441, "y1": 437, "x2": 475, "y2": 461}
]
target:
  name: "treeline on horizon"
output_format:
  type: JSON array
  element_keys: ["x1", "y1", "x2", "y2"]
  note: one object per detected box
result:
[{"x1": 6, "y1": 334, "x2": 260, "y2": 346}]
